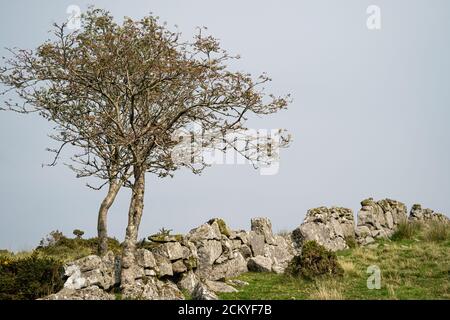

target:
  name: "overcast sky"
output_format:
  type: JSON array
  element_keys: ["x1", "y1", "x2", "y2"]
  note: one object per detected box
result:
[{"x1": 1, "y1": 0, "x2": 449, "y2": 251}]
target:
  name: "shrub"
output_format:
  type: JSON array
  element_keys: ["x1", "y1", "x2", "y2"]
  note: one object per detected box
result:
[
  {"x1": 391, "y1": 220, "x2": 422, "y2": 241},
  {"x1": 73, "y1": 229, "x2": 85, "y2": 239},
  {"x1": 36, "y1": 234, "x2": 121, "y2": 262},
  {"x1": 344, "y1": 235, "x2": 357, "y2": 249},
  {"x1": 424, "y1": 221, "x2": 449, "y2": 242},
  {"x1": 286, "y1": 241, "x2": 343, "y2": 279},
  {"x1": 0, "y1": 254, "x2": 64, "y2": 300}
]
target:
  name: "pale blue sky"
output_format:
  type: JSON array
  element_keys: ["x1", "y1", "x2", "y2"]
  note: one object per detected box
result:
[{"x1": 1, "y1": 0, "x2": 449, "y2": 251}]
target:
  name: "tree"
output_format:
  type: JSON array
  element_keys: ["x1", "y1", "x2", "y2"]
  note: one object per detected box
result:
[
  {"x1": 73, "y1": 229, "x2": 85, "y2": 239},
  {"x1": 0, "y1": 8, "x2": 291, "y2": 288},
  {"x1": 0, "y1": 10, "x2": 134, "y2": 255}
]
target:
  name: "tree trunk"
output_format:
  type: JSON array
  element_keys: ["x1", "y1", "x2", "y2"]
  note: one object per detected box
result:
[
  {"x1": 121, "y1": 167, "x2": 146, "y2": 288},
  {"x1": 97, "y1": 181, "x2": 121, "y2": 256}
]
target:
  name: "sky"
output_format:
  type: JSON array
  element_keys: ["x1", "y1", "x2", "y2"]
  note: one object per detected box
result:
[{"x1": 1, "y1": 0, "x2": 449, "y2": 251}]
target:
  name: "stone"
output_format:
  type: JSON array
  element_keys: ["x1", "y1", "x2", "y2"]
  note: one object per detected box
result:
[
  {"x1": 356, "y1": 198, "x2": 407, "y2": 242},
  {"x1": 187, "y1": 222, "x2": 221, "y2": 242},
  {"x1": 409, "y1": 204, "x2": 449, "y2": 224},
  {"x1": 41, "y1": 286, "x2": 115, "y2": 300},
  {"x1": 177, "y1": 270, "x2": 199, "y2": 294},
  {"x1": 172, "y1": 259, "x2": 188, "y2": 274},
  {"x1": 154, "y1": 253, "x2": 173, "y2": 277},
  {"x1": 148, "y1": 234, "x2": 184, "y2": 243},
  {"x1": 251, "y1": 217, "x2": 276, "y2": 244},
  {"x1": 264, "y1": 235, "x2": 294, "y2": 268},
  {"x1": 204, "y1": 280, "x2": 238, "y2": 293},
  {"x1": 120, "y1": 263, "x2": 144, "y2": 285},
  {"x1": 144, "y1": 269, "x2": 156, "y2": 276},
  {"x1": 272, "y1": 264, "x2": 284, "y2": 274},
  {"x1": 239, "y1": 245, "x2": 253, "y2": 259},
  {"x1": 226, "y1": 279, "x2": 249, "y2": 287},
  {"x1": 247, "y1": 256, "x2": 273, "y2": 272},
  {"x1": 63, "y1": 254, "x2": 116, "y2": 290},
  {"x1": 192, "y1": 282, "x2": 218, "y2": 300},
  {"x1": 152, "y1": 242, "x2": 184, "y2": 261},
  {"x1": 208, "y1": 218, "x2": 232, "y2": 237},
  {"x1": 293, "y1": 207, "x2": 355, "y2": 252},
  {"x1": 123, "y1": 277, "x2": 184, "y2": 300},
  {"x1": 248, "y1": 231, "x2": 265, "y2": 256},
  {"x1": 209, "y1": 252, "x2": 248, "y2": 281},
  {"x1": 136, "y1": 249, "x2": 156, "y2": 268},
  {"x1": 233, "y1": 231, "x2": 249, "y2": 244},
  {"x1": 68, "y1": 255, "x2": 102, "y2": 273},
  {"x1": 197, "y1": 240, "x2": 222, "y2": 266}
]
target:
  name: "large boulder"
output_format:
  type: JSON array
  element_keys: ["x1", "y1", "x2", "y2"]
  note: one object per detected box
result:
[
  {"x1": 208, "y1": 252, "x2": 248, "y2": 281},
  {"x1": 248, "y1": 231, "x2": 265, "y2": 256},
  {"x1": 136, "y1": 249, "x2": 156, "y2": 269},
  {"x1": 197, "y1": 240, "x2": 223, "y2": 266},
  {"x1": 251, "y1": 217, "x2": 276, "y2": 245},
  {"x1": 208, "y1": 218, "x2": 232, "y2": 237},
  {"x1": 247, "y1": 256, "x2": 272, "y2": 272},
  {"x1": 264, "y1": 235, "x2": 295, "y2": 270},
  {"x1": 292, "y1": 207, "x2": 355, "y2": 252},
  {"x1": 152, "y1": 242, "x2": 185, "y2": 261},
  {"x1": 153, "y1": 253, "x2": 173, "y2": 277},
  {"x1": 187, "y1": 222, "x2": 221, "y2": 242}
]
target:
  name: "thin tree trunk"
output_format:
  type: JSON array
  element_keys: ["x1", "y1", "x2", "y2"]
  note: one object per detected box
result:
[
  {"x1": 97, "y1": 181, "x2": 121, "y2": 255},
  {"x1": 121, "y1": 167, "x2": 146, "y2": 288}
]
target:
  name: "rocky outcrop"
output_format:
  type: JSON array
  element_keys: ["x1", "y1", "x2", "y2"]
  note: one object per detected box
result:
[
  {"x1": 292, "y1": 207, "x2": 355, "y2": 252},
  {"x1": 355, "y1": 198, "x2": 407, "y2": 245},
  {"x1": 409, "y1": 204, "x2": 449, "y2": 224}
]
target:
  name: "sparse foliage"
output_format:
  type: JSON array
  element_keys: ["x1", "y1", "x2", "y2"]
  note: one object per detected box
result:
[{"x1": 0, "y1": 8, "x2": 291, "y2": 285}]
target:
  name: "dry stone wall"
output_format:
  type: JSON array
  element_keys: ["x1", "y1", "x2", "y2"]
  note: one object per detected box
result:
[{"x1": 44, "y1": 198, "x2": 448, "y2": 300}]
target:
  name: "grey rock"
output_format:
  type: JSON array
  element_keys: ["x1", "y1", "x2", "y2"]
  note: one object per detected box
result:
[
  {"x1": 192, "y1": 282, "x2": 218, "y2": 300},
  {"x1": 41, "y1": 286, "x2": 115, "y2": 300},
  {"x1": 293, "y1": 207, "x2": 355, "y2": 252},
  {"x1": 187, "y1": 222, "x2": 221, "y2": 242},
  {"x1": 123, "y1": 278, "x2": 184, "y2": 300},
  {"x1": 251, "y1": 217, "x2": 276, "y2": 244},
  {"x1": 172, "y1": 259, "x2": 188, "y2": 274},
  {"x1": 204, "y1": 279, "x2": 238, "y2": 293},
  {"x1": 239, "y1": 245, "x2": 253, "y2": 259},
  {"x1": 152, "y1": 242, "x2": 184, "y2": 261},
  {"x1": 136, "y1": 249, "x2": 156, "y2": 268},
  {"x1": 209, "y1": 252, "x2": 248, "y2": 281},
  {"x1": 197, "y1": 240, "x2": 223, "y2": 266},
  {"x1": 177, "y1": 270, "x2": 199, "y2": 294},
  {"x1": 247, "y1": 256, "x2": 272, "y2": 272},
  {"x1": 154, "y1": 253, "x2": 173, "y2": 277},
  {"x1": 248, "y1": 231, "x2": 265, "y2": 256}
]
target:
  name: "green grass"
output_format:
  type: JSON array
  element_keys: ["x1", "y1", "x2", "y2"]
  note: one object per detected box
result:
[{"x1": 220, "y1": 228, "x2": 450, "y2": 300}]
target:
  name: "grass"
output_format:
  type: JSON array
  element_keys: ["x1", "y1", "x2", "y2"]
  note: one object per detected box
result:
[{"x1": 220, "y1": 223, "x2": 450, "y2": 300}]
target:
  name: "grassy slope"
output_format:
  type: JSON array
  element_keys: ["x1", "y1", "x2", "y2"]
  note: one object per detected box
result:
[{"x1": 220, "y1": 233, "x2": 450, "y2": 300}]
